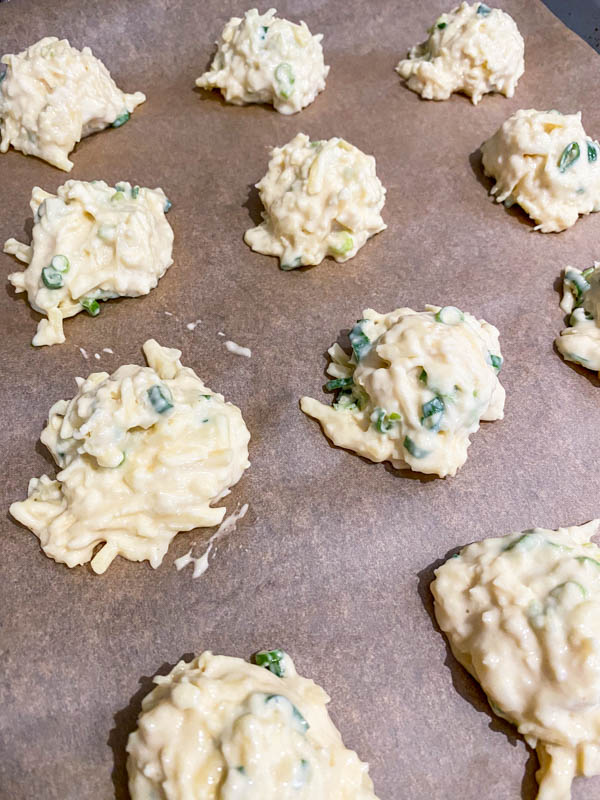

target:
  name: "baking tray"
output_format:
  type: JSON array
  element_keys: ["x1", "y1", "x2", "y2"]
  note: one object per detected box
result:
[{"x1": 1, "y1": 0, "x2": 600, "y2": 797}]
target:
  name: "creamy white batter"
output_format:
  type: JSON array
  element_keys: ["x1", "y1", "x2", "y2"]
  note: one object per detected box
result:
[
  {"x1": 245, "y1": 133, "x2": 386, "y2": 269},
  {"x1": 196, "y1": 8, "x2": 328, "y2": 114},
  {"x1": 0, "y1": 37, "x2": 145, "y2": 171},
  {"x1": 432, "y1": 520, "x2": 600, "y2": 800},
  {"x1": 397, "y1": 2, "x2": 524, "y2": 104},
  {"x1": 481, "y1": 109, "x2": 600, "y2": 232},
  {"x1": 555, "y1": 263, "x2": 600, "y2": 372},
  {"x1": 127, "y1": 650, "x2": 380, "y2": 800},
  {"x1": 300, "y1": 305, "x2": 504, "y2": 478},
  {"x1": 5, "y1": 180, "x2": 174, "y2": 347},
  {"x1": 10, "y1": 340, "x2": 250, "y2": 574}
]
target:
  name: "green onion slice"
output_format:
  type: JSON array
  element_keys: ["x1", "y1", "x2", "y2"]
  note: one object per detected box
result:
[
  {"x1": 421, "y1": 396, "x2": 444, "y2": 431},
  {"x1": 403, "y1": 436, "x2": 430, "y2": 458},
  {"x1": 349, "y1": 320, "x2": 371, "y2": 361},
  {"x1": 280, "y1": 256, "x2": 303, "y2": 271},
  {"x1": 333, "y1": 390, "x2": 358, "y2": 411},
  {"x1": 80, "y1": 297, "x2": 100, "y2": 316},
  {"x1": 41, "y1": 266, "x2": 63, "y2": 289},
  {"x1": 111, "y1": 111, "x2": 130, "y2": 128},
  {"x1": 147, "y1": 384, "x2": 173, "y2": 414},
  {"x1": 565, "y1": 268, "x2": 590, "y2": 300},
  {"x1": 477, "y1": 3, "x2": 491, "y2": 14},
  {"x1": 274, "y1": 62, "x2": 295, "y2": 99},
  {"x1": 50, "y1": 254, "x2": 70, "y2": 273},
  {"x1": 164, "y1": 199, "x2": 172, "y2": 213},
  {"x1": 264, "y1": 694, "x2": 309, "y2": 733},
  {"x1": 330, "y1": 231, "x2": 353, "y2": 256},
  {"x1": 558, "y1": 141, "x2": 580, "y2": 172},
  {"x1": 487, "y1": 353, "x2": 503, "y2": 372},
  {"x1": 325, "y1": 377, "x2": 353, "y2": 391},
  {"x1": 0, "y1": 64, "x2": 7, "y2": 83},
  {"x1": 131, "y1": 185, "x2": 140, "y2": 199},
  {"x1": 588, "y1": 142, "x2": 598, "y2": 163},
  {"x1": 437, "y1": 21, "x2": 447, "y2": 29},
  {"x1": 435, "y1": 306, "x2": 464, "y2": 325},
  {"x1": 253, "y1": 649, "x2": 286, "y2": 677}
]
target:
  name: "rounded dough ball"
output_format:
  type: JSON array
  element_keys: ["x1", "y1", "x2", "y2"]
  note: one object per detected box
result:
[
  {"x1": 396, "y1": 2, "x2": 524, "y2": 104},
  {"x1": 432, "y1": 520, "x2": 600, "y2": 799},
  {"x1": 9, "y1": 340, "x2": 251, "y2": 573},
  {"x1": 244, "y1": 133, "x2": 386, "y2": 269},
  {"x1": 481, "y1": 108, "x2": 600, "y2": 232},
  {"x1": 5, "y1": 180, "x2": 174, "y2": 346},
  {"x1": 126, "y1": 650, "x2": 380, "y2": 800},
  {"x1": 300, "y1": 305, "x2": 505, "y2": 478},
  {"x1": 196, "y1": 8, "x2": 329, "y2": 114},
  {"x1": 0, "y1": 37, "x2": 145, "y2": 171}
]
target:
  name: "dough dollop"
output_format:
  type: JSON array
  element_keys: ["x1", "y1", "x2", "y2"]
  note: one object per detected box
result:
[
  {"x1": 245, "y1": 133, "x2": 386, "y2": 269},
  {"x1": 555, "y1": 263, "x2": 600, "y2": 372},
  {"x1": 432, "y1": 520, "x2": 600, "y2": 800},
  {"x1": 396, "y1": 2, "x2": 524, "y2": 104},
  {"x1": 126, "y1": 650, "x2": 380, "y2": 800},
  {"x1": 10, "y1": 340, "x2": 251, "y2": 574},
  {"x1": 5, "y1": 180, "x2": 174, "y2": 347},
  {"x1": 196, "y1": 8, "x2": 328, "y2": 114},
  {"x1": 300, "y1": 305, "x2": 505, "y2": 478},
  {"x1": 481, "y1": 109, "x2": 600, "y2": 232},
  {"x1": 0, "y1": 37, "x2": 145, "y2": 171}
]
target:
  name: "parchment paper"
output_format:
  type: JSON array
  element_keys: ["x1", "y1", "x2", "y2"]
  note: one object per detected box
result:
[{"x1": 1, "y1": 1, "x2": 600, "y2": 797}]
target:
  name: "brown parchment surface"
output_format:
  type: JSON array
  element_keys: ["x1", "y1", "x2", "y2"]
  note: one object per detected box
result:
[{"x1": 1, "y1": 0, "x2": 600, "y2": 797}]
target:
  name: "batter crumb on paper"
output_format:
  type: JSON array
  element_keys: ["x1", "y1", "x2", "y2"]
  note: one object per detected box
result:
[
  {"x1": 174, "y1": 503, "x2": 249, "y2": 578},
  {"x1": 225, "y1": 340, "x2": 251, "y2": 358}
]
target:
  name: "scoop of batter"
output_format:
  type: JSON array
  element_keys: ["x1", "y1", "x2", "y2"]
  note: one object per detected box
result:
[
  {"x1": 555, "y1": 263, "x2": 600, "y2": 372},
  {"x1": 481, "y1": 109, "x2": 600, "y2": 232},
  {"x1": 245, "y1": 133, "x2": 386, "y2": 269},
  {"x1": 432, "y1": 520, "x2": 600, "y2": 800},
  {"x1": 0, "y1": 37, "x2": 145, "y2": 171},
  {"x1": 127, "y1": 650, "x2": 380, "y2": 800},
  {"x1": 196, "y1": 8, "x2": 329, "y2": 114},
  {"x1": 396, "y1": 2, "x2": 524, "y2": 104},
  {"x1": 10, "y1": 340, "x2": 251, "y2": 573},
  {"x1": 5, "y1": 180, "x2": 174, "y2": 346},
  {"x1": 300, "y1": 305, "x2": 504, "y2": 478}
]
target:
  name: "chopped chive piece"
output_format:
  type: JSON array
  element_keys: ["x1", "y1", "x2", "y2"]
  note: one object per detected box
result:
[
  {"x1": 419, "y1": 368, "x2": 427, "y2": 384},
  {"x1": 260, "y1": 25, "x2": 269, "y2": 40},
  {"x1": 477, "y1": 3, "x2": 491, "y2": 14},
  {"x1": 325, "y1": 377, "x2": 353, "y2": 391},
  {"x1": 111, "y1": 111, "x2": 130, "y2": 128},
  {"x1": 588, "y1": 142, "x2": 598, "y2": 162},
  {"x1": 235, "y1": 766, "x2": 246, "y2": 775},
  {"x1": 253, "y1": 649, "x2": 286, "y2": 677},
  {"x1": 115, "y1": 183, "x2": 127, "y2": 192},
  {"x1": 147, "y1": 384, "x2": 173, "y2": 414},
  {"x1": 371, "y1": 408, "x2": 400, "y2": 434},
  {"x1": 164, "y1": 199, "x2": 172, "y2": 213},
  {"x1": 422, "y1": 396, "x2": 444, "y2": 418},
  {"x1": 487, "y1": 353, "x2": 503, "y2": 372},
  {"x1": 274, "y1": 62, "x2": 295, "y2": 99},
  {"x1": 41, "y1": 266, "x2": 63, "y2": 289},
  {"x1": 403, "y1": 436, "x2": 430, "y2": 458},
  {"x1": 50, "y1": 254, "x2": 70, "y2": 273},
  {"x1": 582, "y1": 266, "x2": 595, "y2": 279},
  {"x1": 80, "y1": 297, "x2": 100, "y2": 316},
  {"x1": 435, "y1": 306, "x2": 464, "y2": 325},
  {"x1": 131, "y1": 185, "x2": 140, "y2": 199},
  {"x1": 292, "y1": 760, "x2": 310, "y2": 790},
  {"x1": 330, "y1": 231, "x2": 353, "y2": 256},
  {"x1": 0, "y1": 64, "x2": 7, "y2": 83},
  {"x1": 437, "y1": 21, "x2": 447, "y2": 29},
  {"x1": 558, "y1": 141, "x2": 580, "y2": 172},
  {"x1": 349, "y1": 320, "x2": 371, "y2": 361},
  {"x1": 280, "y1": 256, "x2": 302, "y2": 271}
]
